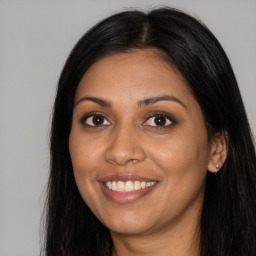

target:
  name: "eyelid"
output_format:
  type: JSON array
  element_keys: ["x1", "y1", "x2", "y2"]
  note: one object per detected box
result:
[
  {"x1": 80, "y1": 112, "x2": 112, "y2": 127},
  {"x1": 142, "y1": 111, "x2": 177, "y2": 128},
  {"x1": 144, "y1": 116, "x2": 172, "y2": 126}
]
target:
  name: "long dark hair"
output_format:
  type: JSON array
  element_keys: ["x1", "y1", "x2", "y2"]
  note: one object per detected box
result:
[{"x1": 44, "y1": 7, "x2": 256, "y2": 256}]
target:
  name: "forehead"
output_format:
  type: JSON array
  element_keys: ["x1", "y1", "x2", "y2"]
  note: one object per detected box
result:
[{"x1": 75, "y1": 50, "x2": 192, "y2": 106}]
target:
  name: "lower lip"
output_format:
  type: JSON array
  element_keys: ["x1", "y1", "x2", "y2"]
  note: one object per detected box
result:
[{"x1": 99, "y1": 182, "x2": 157, "y2": 203}]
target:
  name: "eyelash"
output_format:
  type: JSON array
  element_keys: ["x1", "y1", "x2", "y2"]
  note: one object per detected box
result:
[
  {"x1": 80, "y1": 112, "x2": 111, "y2": 127},
  {"x1": 80, "y1": 111, "x2": 176, "y2": 129},
  {"x1": 143, "y1": 112, "x2": 176, "y2": 129}
]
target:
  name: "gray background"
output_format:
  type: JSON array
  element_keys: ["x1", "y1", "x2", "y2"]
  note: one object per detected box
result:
[{"x1": 0, "y1": 0, "x2": 255, "y2": 255}]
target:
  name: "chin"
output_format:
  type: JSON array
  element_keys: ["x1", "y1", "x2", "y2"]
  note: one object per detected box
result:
[
  {"x1": 108, "y1": 222, "x2": 150, "y2": 236},
  {"x1": 100, "y1": 209, "x2": 156, "y2": 236}
]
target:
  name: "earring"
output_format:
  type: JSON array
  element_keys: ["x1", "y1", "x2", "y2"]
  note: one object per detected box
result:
[{"x1": 215, "y1": 164, "x2": 219, "y2": 175}]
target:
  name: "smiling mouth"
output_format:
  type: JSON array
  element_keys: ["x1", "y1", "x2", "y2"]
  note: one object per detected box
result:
[
  {"x1": 99, "y1": 175, "x2": 158, "y2": 203},
  {"x1": 105, "y1": 180, "x2": 156, "y2": 192}
]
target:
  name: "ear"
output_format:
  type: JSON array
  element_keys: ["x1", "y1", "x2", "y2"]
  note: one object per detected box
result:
[{"x1": 208, "y1": 131, "x2": 228, "y2": 174}]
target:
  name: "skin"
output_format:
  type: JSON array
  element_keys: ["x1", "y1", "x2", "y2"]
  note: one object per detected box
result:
[{"x1": 69, "y1": 50, "x2": 227, "y2": 256}]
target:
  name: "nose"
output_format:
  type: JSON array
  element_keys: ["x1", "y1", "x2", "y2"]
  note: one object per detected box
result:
[{"x1": 105, "y1": 125, "x2": 146, "y2": 166}]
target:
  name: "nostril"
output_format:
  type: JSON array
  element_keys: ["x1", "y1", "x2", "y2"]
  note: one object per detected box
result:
[
  {"x1": 104, "y1": 127, "x2": 146, "y2": 165},
  {"x1": 105, "y1": 144, "x2": 146, "y2": 166},
  {"x1": 105, "y1": 153, "x2": 145, "y2": 166}
]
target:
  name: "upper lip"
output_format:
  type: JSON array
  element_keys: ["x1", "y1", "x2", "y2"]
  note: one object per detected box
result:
[{"x1": 98, "y1": 175, "x2": 158, "y2": 183}]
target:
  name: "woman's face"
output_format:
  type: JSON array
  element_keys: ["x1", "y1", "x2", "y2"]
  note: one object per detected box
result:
[{"x1": 69, "y1": 50, "x2": 212, "y2": 236}]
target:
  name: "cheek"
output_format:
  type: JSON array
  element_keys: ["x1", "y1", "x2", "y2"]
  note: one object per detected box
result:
[
  {"x1": 69, "y1": 130, "x2": 105, "y2": 211},
  {"x1": 147, "y1": 129, "x2": 210, "y2": 185},
  {"x1": 68, "y1": 132, "x2": 106, "y2": 214},
  {"x1": 69, "y1": 130, "x2": 103, "y2": 177},
  {"x1": 145, "y1": 133, "x2": 209, "y2": 216}
]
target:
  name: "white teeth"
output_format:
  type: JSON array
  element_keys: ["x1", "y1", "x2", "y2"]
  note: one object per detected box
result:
[
  {"x1": 112, "y1": 181, "x2": 117, "y2": 191},
  {"x1": 125, "y1": 181, "x2": 134, "y2": 192},
  {"x1": 105, "y1": 180, "x2": 156, "y2": 192},
  {"x1": 106, "y1": 181, "x2": 112, "y2": 189},
  {"x1": 134, "y1": 181, "x2": 141, "y2": 190},
  {"x1": 117, "y1": 181, "x2": 124, "y2": 192}
]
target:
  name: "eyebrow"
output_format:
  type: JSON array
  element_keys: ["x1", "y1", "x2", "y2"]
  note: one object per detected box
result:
[
  {"x1": 75, "y1": 95, "x2": 187, "y2": 109},
  {"x1": 75, "y1": 97, "x2": 112, "y2": 107},
  {"x1": 138, "y1": 95, "x2": 187, "y2": 109}
]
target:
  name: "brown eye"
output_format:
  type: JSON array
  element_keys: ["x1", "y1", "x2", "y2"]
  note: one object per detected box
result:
[
  {"x1": 143, "y1": 114, "x2": 173, "y2": 127},
  {"x1": 154, "y1": 115, "x2": 167, "y2": 126},
  {"x1": 92, "y1": 115, "x2": 104, "y2": 126},
  {"x1": 82, "y1": 114, "x2": 111, "y2": 127}
]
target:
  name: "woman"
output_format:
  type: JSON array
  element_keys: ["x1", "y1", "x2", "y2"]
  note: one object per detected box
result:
[{"x1": 44, "y1": 7, "x2": 256, "y2": 256}]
